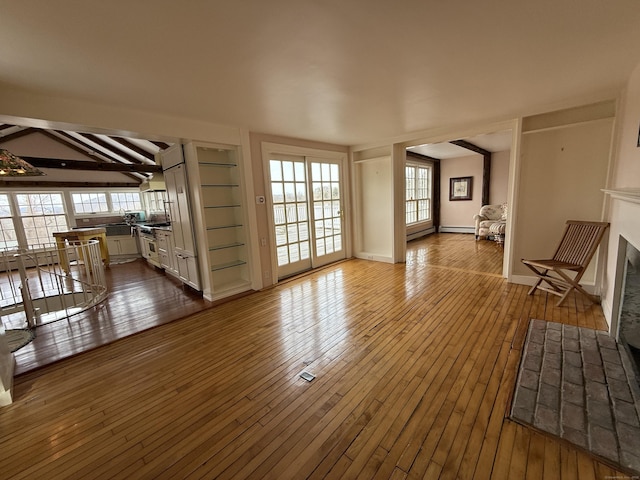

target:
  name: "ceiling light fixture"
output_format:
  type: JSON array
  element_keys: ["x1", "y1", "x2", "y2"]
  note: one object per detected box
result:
[{"x1": 0, "y1": 148, "x2": 45, "y2": 176}]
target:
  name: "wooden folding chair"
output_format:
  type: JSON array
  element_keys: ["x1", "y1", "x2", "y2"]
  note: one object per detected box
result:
[{"x1": 521, "y1": 220, "x2": 609, "y2": 306}]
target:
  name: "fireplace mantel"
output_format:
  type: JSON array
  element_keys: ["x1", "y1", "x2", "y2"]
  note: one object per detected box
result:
[{"x1": 602, "y1": 187, "x2": 640, "y2": 204}]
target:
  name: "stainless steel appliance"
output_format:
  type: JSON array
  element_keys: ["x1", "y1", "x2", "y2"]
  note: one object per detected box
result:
[{"x1": 138, "y1": 225, "x2": 160, "y2": 268}]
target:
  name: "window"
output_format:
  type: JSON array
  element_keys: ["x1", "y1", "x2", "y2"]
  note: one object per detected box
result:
[
  {"x1": 0, "y1": 194, "x2": 17, "y2": 250},
  {"x1": 406, "y1": 163, "x2": 432, "y2": 225},
  {"x1": 71, "y1": 191, "x2": 142, "y2": 214},
  {"x1": 111, "y1": 192, "x2": 142, "y2": 212},
  {"x1": 16, "y1": 193, "x2": 68, "y2": 248},
  {"x1": 142, "y1": 190, "x2": 167, "y2": 213},
  {"x1": 72, "y1": 192, "x2": 109, "y2": 214}
]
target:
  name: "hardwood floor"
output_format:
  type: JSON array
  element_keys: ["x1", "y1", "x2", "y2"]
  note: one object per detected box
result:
[
  {"x1": 8, "y1": 258, "x2": 213, "y2": 375},
  {"x1": 0, "y1": 234, "x2": 625, "y2": 479}
]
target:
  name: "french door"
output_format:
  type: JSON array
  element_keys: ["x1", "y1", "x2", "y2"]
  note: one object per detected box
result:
[{"x1": 269, "y1": 155, "x2": 345, "y2": 279}]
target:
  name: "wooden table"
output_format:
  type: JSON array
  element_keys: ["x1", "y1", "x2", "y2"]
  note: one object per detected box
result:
[{"x1": 53, "y1": 227, "x2": 110, "y2": 273}]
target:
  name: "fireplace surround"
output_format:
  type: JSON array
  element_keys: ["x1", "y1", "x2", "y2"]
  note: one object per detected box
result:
[{"x1": 616, "y1": 239, "x2": 640, "y2": 384}]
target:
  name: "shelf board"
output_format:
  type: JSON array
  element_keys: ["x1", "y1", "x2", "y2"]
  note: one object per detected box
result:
[
  {"x1": 207, "y1": 224, "x2": 243, "y2": 230},
  {"x1": 198, "y1": 162, "x2": 238, "y2": 167},
  {"x1": 202, "y1": 184, "x2": 240, "y2": 187},
  {"x1": 209, "y1": 242, "x2": 245, "y2": 251},
  {"x1": 211, "y1": 260, "x2": 247, "y2": 271},
  {"x1": 203, "y1": 204, "x2": 242, "y2": 209}
]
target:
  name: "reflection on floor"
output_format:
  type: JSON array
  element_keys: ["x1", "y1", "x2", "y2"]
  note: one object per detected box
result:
[
  {"x1": 6, "y1": 234, "x2": 504, "y2": 377},
  {"x1": 7, "y1": 258, "x2": 213, "y2": 375}
]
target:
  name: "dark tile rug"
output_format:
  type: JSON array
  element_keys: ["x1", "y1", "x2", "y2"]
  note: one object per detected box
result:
[{"x1": 510, "y1": 319, "x2": 640, "y2": 474}]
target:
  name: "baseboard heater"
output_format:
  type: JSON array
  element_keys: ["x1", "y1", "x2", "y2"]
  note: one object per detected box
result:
[
  {"x1": 407, "y1": 227, "x2": 436, "y2": 241},
  {"x1": 438, "y1": 226, "x2": 475, "y2": 234}
]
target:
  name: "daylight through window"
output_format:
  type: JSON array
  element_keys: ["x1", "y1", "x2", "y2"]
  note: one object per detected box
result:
[{"x1": 406, "y1": 163, "x2": 432, "y2": 225}]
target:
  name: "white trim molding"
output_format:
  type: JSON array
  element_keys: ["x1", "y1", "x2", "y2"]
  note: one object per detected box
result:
[{"x1": 602, "y1": 188, "x2": 640, "y2": 205}]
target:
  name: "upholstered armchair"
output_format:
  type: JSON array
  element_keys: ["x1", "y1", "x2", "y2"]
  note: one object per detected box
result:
[{"x1": 473, "y1": 203, "x2": 507, "y2": 240}]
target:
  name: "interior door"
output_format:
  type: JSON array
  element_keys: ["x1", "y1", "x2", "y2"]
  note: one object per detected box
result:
[{"x1": 268, "y1": 155, "x2": 346, "y2": 279}]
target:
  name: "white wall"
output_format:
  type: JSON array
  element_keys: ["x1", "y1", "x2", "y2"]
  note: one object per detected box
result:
[
  {"x1": 489, "y1": 150, "x2": 510, "y2": 205},
  {"x1": 353, "y1": 156, "x2": 393, "y2": 261},
  {"x1": 602, "y1": 61, "x2": 640, "y2": 331},
  {"x1": 512, "y1": 115, "x2": 613, "y2": 281},
  {"x1": 439, "y1": 154, "x2": 483, "y2": 231},
  {"x1": 0, "y1": 86, "x2": 242, "y2": 147}
]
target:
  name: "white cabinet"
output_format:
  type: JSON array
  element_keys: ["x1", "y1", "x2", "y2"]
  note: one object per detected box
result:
[
  {"x1": 106, "y1": 235, "x2": 139, "y2": 256},
  {"x1": 156, "y1": 229, "x2": 176, "y2": 276},
  {"x1": 162, "y1": 144, "x2": 201, "y2": 291},
  {"x1": 189, "y1": 143, "x2": 252, "y2": 300}
]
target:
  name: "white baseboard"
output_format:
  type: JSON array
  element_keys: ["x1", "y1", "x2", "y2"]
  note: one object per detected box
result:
[
  {"x1": 438, "y1": 226, "x2": 475, "y2": 234},
  {"x1": 354, "y1": 253, "x2": 394, "y2": 264}
]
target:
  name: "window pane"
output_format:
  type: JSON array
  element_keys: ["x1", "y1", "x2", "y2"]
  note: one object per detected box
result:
[
  {"x1": 273, "y1": 205, "x2": 286, "y2": 225},
  {"x1": 111, "y1": 192, "x2": 142, "y2": 212},
  {"x1": 17, "y1": 194, "x2": 68, "y2": 248},
  {"x1": 270, "y1": 160, "x2": 282, "y2": 182},
  {"x1": 282, "y1": 161, "x2": 295, "y2": 182},
  {"x1": 294, "y1": 162, "x2": 305, "y2": 182},
  {"x1": 271, "y1": 183, "x2": 284, "y2": 204},
  {"x1": 72, "y1": 192, "x2": 109, "y2": 214},
  {"x1": 0, "y1": 193, "x2": 15, "y2": 250}
]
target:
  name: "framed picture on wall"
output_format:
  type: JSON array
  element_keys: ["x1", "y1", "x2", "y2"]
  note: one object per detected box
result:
[{"x1": 449, "y1": 176, "x2": 473, "y2": 201}]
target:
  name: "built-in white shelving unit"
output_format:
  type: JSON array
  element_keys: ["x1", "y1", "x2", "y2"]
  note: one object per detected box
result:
[{"x1": 190, "y1": 144, "x2": 252, "y2": 300}]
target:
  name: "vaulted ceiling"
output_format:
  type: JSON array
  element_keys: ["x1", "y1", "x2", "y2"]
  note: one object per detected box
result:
[
  {"x1": 0, "y1": 124, "x2": 170, "y2": 186},
  {"x1": 1, "y1": 1, "x2": 640, "y2": 146}
]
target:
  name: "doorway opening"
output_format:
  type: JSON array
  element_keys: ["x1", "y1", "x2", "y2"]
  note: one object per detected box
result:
[{"x1": 404, "y1": 130, "x2": 513, "y2": 276}]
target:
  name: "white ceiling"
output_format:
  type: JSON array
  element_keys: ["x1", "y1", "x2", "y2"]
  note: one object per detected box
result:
[
  {"x1": 408, "y1": 130, "x2": 514, "y2": 159},
  {"x1": 1, "y1": 1, "x2": 639, "y2": 146}
]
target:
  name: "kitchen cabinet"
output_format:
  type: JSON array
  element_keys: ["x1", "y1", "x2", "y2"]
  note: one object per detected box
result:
[
  {"x1": 186, "y1": 143, "x2": 252, "y2": 301},
  {"x1": 161, "y1": 144, "x2": 201, "y2": 291},
  {"x1": 106, "y1": 235, "x2": 139, "y2": 256},
  {"x1": 156, "y1": 229, "x2": 177, "y2": 277}
]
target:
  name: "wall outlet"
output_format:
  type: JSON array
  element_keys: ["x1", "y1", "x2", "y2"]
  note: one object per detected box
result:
[
  {"x1": 256, "y1": 195, "x2": 265, "y2": 204},
  {"x1": 264, "y1": 271, "x2": 270, "y2": 279},
  {"x1": 260, "y1": 237, "x2": 266, "y2": 247}
]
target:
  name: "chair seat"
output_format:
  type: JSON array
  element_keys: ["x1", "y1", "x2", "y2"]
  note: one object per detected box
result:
[{"x1": 521, "y1": 259, "x2": 582, "y2": 271}]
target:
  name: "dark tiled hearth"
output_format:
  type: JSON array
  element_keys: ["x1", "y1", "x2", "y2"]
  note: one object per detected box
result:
[{"x1": 511, "y1": 319, "x2": 640, "y2": 474}]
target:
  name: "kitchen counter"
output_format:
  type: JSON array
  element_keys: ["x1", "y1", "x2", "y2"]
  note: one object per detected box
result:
[{"x1": 53, "y1": 227, "x2": 110, "y2": 272}]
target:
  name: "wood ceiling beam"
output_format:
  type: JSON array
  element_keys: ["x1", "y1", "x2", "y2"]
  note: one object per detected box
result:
[
  {"x1": 0, "y1": 126, "x2": 38, "y2": 142},
  {"x1": 42, "y1": 130, "x2": 116, "y2": 163},
  {"x1": 407, "y1": 151, "x2": 441, "y2": 162},
  {"x1": 22, "y1": 156, "x2": 162, "y2": 173},
  {"x1": 78, "y1": 133, "x2": 144, "y2": 164},
  {"x1": 450, "y1": 140, "x2": 492, "y2": 206},
  {"x1": 151, "y1": 140, "x2": 171, "y2": 150},
  {"x1": 110, "y1": 137, "x2": 156, "y2": 162},
  {"x1": 44, "y1": 131, "x2": 144, "y2": 182},
  {"x1": 449, "y1": 139, "x2": 491, "y2": 157}
]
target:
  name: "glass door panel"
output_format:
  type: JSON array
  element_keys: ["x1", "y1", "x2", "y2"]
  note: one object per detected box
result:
[
  {"x1": 270, "y1": 157, "x2": 312, "y2": 278},
  {"x1": 309, "y1": 159, "x2": 344, "y2": 267}
]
